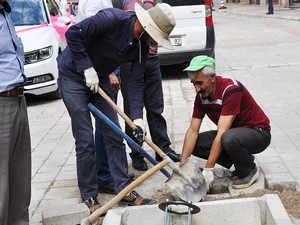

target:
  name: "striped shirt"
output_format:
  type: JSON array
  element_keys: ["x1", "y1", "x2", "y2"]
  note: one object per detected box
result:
[{"x1": 192, "y1": 76, "x2": 271, "y2": 131}]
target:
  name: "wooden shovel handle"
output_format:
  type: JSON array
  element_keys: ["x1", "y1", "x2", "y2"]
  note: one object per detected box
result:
[
  {"x1": 89, "y1": 159, "x2": 168, "y2": 223},
  {"x1": 97, "y1": 87, "x2": 166, "y2": 159}
]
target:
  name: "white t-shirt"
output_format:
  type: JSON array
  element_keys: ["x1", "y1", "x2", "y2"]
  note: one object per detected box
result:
[{"x1": 77, "y1": 0, "x2": 112, "y2": 22}]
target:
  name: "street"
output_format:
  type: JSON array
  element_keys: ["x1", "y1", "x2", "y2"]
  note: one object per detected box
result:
[{"x1": 26, "y1": 11, "x2": 300, "y2": 224}]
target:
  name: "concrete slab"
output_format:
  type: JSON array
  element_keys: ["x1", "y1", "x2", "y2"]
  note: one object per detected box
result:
[
  {"x1": 265, "y1": 173, "x2": 297, "y2": 191},
  {"x1": 228, "y1": 168, "x2": 265, "y2": 196},
  {"x1": 103, "y1": 194, "x2": 293, "y2": 225},
  {"x1": 42, "y1": 203, "x2": 89, "y2": 225}
]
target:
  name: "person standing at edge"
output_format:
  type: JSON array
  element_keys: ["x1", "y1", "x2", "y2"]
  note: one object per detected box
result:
[
  {"x1": 180, "y1": 56, "x2": 271, "y2": 191},
  {"x1": 0, "y1": 0, "x2": 32, "y2": 224},
  {"x1": 266, "y1": 0, "x2": 274, "y2": 15},
  {"x1": 57, "y1": 3, "x2": 176, "y2": 213},
  {"x1": 112, "y1": 0, "x2": 181, "y2": 171}
]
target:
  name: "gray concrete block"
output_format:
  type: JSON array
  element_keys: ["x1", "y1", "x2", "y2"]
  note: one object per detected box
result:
[
  {"x1": 228, "y1": 168, "x2": 265, "y2": 196},
  {"x1": 42, "y1": 203, "x2": 89, "y2": 225},
  {"x1": 265, "y1": 173, "x2": 297, "y2": 191}
]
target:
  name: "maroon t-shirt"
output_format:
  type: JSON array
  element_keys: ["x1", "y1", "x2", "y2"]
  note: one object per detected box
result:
[{"x1": 192, "y1": 76, "x2": 271, "y2": 131}]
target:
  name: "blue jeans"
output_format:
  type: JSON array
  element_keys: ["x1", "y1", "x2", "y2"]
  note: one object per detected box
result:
[
  {"x1": 58, "y1": 72, "x2": 130, "y2": 199},
  {"x1": 95, "y1": 88, "x2": 118, "y2": 185},
  {"x1": 95, "y1": 120, "x2": 112, "y2": 185},
  {"x1": 192, "y1": 127, "x2": 271, "y2": 177},
  {"x1": 268, "y1": 0, "x2": 274, "y2": 13},
  {"x1": 121, "y1": 56, "x2": 171, "y2": 155}
]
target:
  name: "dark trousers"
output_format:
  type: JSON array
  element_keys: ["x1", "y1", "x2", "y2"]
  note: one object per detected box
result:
[
  {"x1": 268, "y1": 0, "x2": 274, "y2": 13},
  {"x1": 193, "y1": 127, "x2": 271, "y2": 177},
  {"x1": 0, "y1": 96, "x2": 31, "y2": 225},
  {"x1": 58, "y1": 72, "x2": 130, "y2": 198},
  {"x1": 121, "y1": 56, "x2": 171, "y2": 155},
  {"x1": 94, "y1": 89, "x2": 118, "y2": 185}
]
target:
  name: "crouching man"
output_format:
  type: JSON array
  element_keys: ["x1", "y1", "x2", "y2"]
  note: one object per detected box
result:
[{"x1": 180, "y1": 56, "x2": 271, "y2": 190}]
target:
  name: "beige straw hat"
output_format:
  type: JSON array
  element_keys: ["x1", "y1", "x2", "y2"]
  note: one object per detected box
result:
[{"x1": 135, "y1": 2, "x2": 176, "y2": 50}]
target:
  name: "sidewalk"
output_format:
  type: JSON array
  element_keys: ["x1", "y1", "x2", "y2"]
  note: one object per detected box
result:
[
  {"x1": 213, "y1": 2, "x2": 300, "y2": 21},
  {"x1": 27, "y1": 4, "x2": 300, "y2": 225}
]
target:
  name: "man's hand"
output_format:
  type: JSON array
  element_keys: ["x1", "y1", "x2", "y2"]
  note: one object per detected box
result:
[
  {"x1": 84, "y1": 67, "x2": 99, "y2": 93},
  {"x1": 202, "y1": 168, "x2": 214, "y2": 191},
  {"x1": 133, "y1": 118, "x2": 145, "y2": 145},
  {"x1": 109, "y1": 72, "x2": 120, "y2": 92}
]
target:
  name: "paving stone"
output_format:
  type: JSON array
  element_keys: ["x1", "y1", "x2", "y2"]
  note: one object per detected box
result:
[
  {"x1": 228, "y1": 168, "x2": 265, "y2": 196},
  {"x1": 42, "y1": 203, "x2": 89, "y2": 225},
  {"x1": 265, "y1": 172, "x2": 297, "y2": 191}
]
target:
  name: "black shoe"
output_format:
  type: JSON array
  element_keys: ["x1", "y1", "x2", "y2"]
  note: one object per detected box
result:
[
  {"x1": 130, "y1": 153, "x2": 148, "y2": 171},
  {"x1": 232, "y1": 164, "x2": 259, "y2": 189},
  {"x1": 129, "y1": 173, "x2": 135, "y2": 181},
  {"x1": 156, "y1": 149, "x2": 181, "y2": 162},
  {"x1": 98, "y1": 183, "x2": 115, "y2": 194},
  {"x1": 83, "y1": 197, "x2": 101, "y2": 214},
  {"x1": 119, "y1": 190, "x2": 155, "y2": 206},
  {"x1": 266, "y1": 12, "x2": 274, "y2": 15}
]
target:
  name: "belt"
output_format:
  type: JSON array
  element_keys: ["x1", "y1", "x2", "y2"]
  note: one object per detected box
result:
[{"x1": 0, "y1": 86, "x2": 24, "y2": 97}]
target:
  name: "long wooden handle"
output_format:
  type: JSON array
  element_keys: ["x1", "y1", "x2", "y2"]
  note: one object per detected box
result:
[
  {"x1": 97, "y1": 87, "x2": 166, "y2": 159},
  {"x1": 88, "y1": 159, "x2": 168, "y2": 223}
]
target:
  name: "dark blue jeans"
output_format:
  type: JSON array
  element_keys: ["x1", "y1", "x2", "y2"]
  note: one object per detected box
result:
[
  {"x1": 121, "y1": 56, "x2": 171, "y2": 155},
  {"x1": 268, "y1": 0, "x2": 274, "y2": 13},
  {"x1": 193, "y1": 127, "x2": 271, "y2": 177},
  {"x1": 58, "y1": 72, "x2": 130, "y2": 199},
  {"x1": 94, "y1": 89, "x2": 118, "y2": 185}
]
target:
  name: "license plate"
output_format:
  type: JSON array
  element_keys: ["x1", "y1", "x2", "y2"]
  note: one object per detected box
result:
[{"x1": 171, "y1": 37, "x2": 182, "y2": 46}]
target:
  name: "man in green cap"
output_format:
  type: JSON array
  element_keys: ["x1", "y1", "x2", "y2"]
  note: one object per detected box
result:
[{"x1": 180, "y1": 55, "x2": 271, "y2": 190}]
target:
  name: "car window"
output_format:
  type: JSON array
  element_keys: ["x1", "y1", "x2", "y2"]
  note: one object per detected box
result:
[
  {"x1": 47, "y1": 0, "x2": 61, "y2": 16},
  {"x1": 10, "y1": 0, "x2": 48, "y2": 25},
  {"x1": 157, "y1": 0, "x2": 204, "y2": 6}
]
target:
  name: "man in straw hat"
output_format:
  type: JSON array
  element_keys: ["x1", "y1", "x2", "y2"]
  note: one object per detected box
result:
[
  {"x1": 180, "y1": 55, "x2": 271, "y2": 191},
  {"x1": 111, "y1": 0, "x2": 181, "y2": 172},
  {"x1": 57, "y1": 2, "x2": 175, "y2": 213}
]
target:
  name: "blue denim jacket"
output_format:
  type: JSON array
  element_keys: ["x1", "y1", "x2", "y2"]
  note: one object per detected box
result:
[
  {"x1": 0, "y1": 2, "x2": 27, "y2": 92},
  {"x1": 57, "y1": 8, "x2": 148, "y2": 119}
]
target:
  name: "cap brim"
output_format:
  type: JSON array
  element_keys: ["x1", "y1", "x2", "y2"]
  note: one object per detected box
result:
[
  {"x1": 183, "y1": 65, "x2": 206, "y2": 72},
  {"x1": 135, "y1": 3, "x2": 174, "y2": 50}
]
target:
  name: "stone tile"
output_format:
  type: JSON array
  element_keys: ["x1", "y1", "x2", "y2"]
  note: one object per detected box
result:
[
  {"x1": 43, "y1": 186, "x2": 80, "y2": 199},
  {"x1": 228, "y1": 168, "x2": 265, "y2": 196},
  {"x1": 42, "y1": 203, "x2": 89, "y2": 225},
  {"x1": 32, "y1": 172, "x2": 59, "y2": 183},
  {"x1": 259, "y1": 162, "x2": 289, "y2": 174},
  {"x1": 52, "y1": 179, "x2": 78, "y2": 188},
  {"x1": 265, "y1": 173, "x2": 297, "y2": 191}
]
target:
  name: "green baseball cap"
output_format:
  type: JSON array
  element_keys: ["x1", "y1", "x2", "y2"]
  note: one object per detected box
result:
[{"x1": 183, "y1": 56, "x2": 215, "y2": 72}]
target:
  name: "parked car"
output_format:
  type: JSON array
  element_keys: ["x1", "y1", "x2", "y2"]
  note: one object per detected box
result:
[
  {"x1": 9, "y1": 0, "x2": 72, "y2": 98},
  {"x1": 157, "y1": 0, "x2": 215, "y2": 66}
]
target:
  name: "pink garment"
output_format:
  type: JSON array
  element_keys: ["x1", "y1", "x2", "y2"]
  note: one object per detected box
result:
[{"x1": 50, "y1": 12, "x2": 76, "y2": 41}]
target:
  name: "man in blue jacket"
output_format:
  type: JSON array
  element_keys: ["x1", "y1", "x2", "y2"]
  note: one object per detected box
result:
[{"x1": 57, "y1": 3, "x2": 175, "y2": 213}]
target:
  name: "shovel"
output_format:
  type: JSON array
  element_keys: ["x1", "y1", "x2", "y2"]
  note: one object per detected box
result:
[
  {"x1": 96, "y1": 87, "x2": 207, "y2": 202},
  {"x1": 81, "y1": 159, "x2": 169, "y2": 225}
]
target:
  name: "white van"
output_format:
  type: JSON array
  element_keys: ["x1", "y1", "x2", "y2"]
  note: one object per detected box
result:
[{"x1": 157, "y1": 0, "x2": 215, "y2": 66}]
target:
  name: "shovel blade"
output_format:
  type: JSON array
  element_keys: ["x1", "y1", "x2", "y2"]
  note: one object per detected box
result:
[{"x1": 165, "y1": 158, "x2": 207, "y2": 202}]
